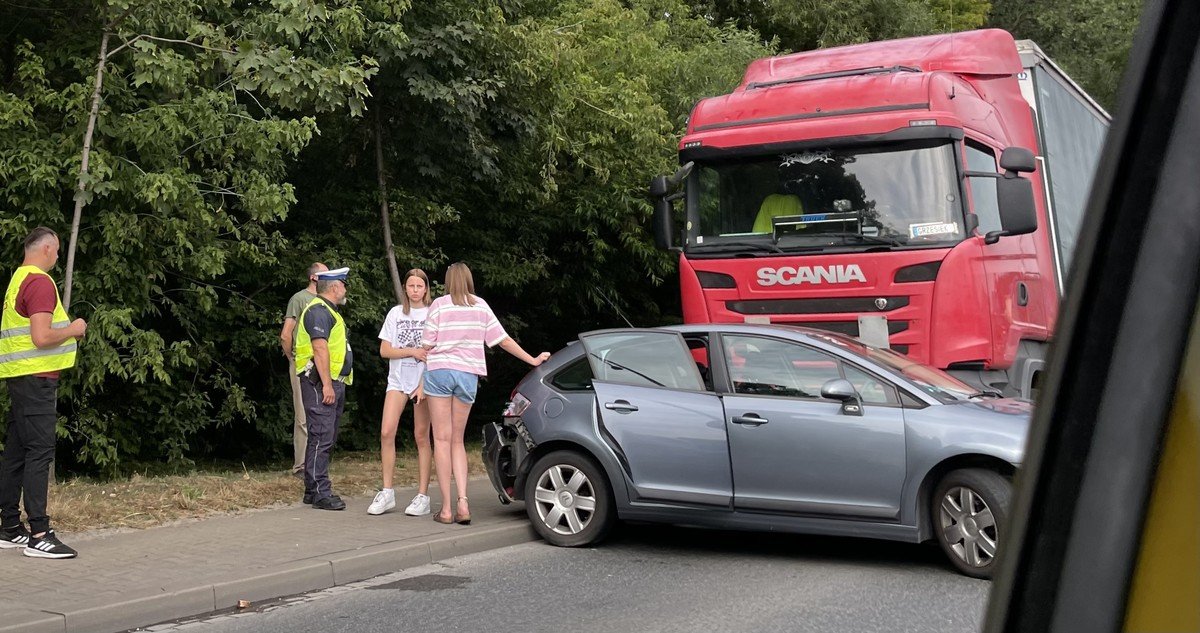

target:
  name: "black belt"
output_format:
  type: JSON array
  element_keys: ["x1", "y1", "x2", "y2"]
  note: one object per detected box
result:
[{"x1": 301, "y1": 368, "x2": 348, "y2": 383}]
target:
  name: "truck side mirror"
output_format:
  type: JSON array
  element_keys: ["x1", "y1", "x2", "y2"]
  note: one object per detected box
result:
[
  {"x1": 649, "y1": 175, "x2": 670, "y2": 198},
  {"x1": 653, "y1": 198, "x2": 675, "y2": 250},
  {"x1": 649, "y1": 163, "x2": 693, "y2": 250},
  {"x1": 987, "y1": 175, "x2": 1038, "y2": 244},
  {"x1": 1000, "y1": 147, "x2": 1037, "y2": 173}
]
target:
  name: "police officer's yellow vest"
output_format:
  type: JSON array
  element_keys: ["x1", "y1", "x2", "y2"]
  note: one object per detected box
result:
[
  {"x1": 0, "y1": 265, "x2": 77, "y2": 378},
  {"x1": 294, "y1": 297, "x2": 353, "y2": 385}
]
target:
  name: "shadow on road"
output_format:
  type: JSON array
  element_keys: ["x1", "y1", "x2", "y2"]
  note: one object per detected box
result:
[{"x1": 604, "y1": 521, "x2": 953, "y2": 574}]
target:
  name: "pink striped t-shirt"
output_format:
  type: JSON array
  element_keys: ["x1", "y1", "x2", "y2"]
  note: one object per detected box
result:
[{"x1": 421, "y1": 295, "x2": 509, "y2": 376}]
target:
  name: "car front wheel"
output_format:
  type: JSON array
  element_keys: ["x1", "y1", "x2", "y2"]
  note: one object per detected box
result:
[
  {"x1": 932, "y1": 468, "x2": 1012, "y2": 579},
  {"x1": 524, "y1": 450, "x2": 615, "y2": 547}
]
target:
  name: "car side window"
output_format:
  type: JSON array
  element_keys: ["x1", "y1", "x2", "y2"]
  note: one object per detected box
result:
[
  {"x1": 723, "y1": 335, "x2": 841, "y2": 398},
  {"x1": 841, "y1": 363, "x2": 899, "y2": 405},
  {"x1": 685, "y1": 335, "x2": 714, "y2": 391},
  {"x1": 549, "y1": 356, "x2": 594, "y2": 392},
  {"x1": 899, "y1": 390, "x2": 927, "y2": 409},
  {"x1": 580, "y1": 331, "x2": 705, "y2": 391}
]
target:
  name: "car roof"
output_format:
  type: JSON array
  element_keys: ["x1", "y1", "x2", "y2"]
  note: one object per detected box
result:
[
  {"x1": 591, "y1": 322, "x2": 850, "y2": 341},
  {"x1": 577, "y1": 323, "x2": 943, "y2": 405},
  {"x1": 585, "y1": 323, "x2": 876, "y2": 354}
]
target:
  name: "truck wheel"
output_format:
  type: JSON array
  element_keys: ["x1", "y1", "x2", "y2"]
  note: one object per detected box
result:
[
  {"x1": 524, "y1": 450, "x2": 616, "y2": 547},
  {"x1": 932, "y1": 468, "x2": 1012, "y2": 579}
]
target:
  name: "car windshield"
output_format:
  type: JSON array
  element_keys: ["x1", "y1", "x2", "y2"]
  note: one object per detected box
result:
[
  {"x1": 688, "y1": 140, "x2": 964, "y2": 254},
  {"x1": 805, "y1": 331, "x2": 978, "y2": 403}
]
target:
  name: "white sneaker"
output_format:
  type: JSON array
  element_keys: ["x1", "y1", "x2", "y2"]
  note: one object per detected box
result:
[
  {"x1": 367, "y1": 488, "x2": 396, "y2": 515},
  {"x1": 404, "y1": 493, "x2": 431, "y2": 516}
]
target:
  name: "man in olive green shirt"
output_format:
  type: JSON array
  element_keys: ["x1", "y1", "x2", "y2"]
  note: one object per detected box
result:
[{"x1": 279, "y1": 262, "x2": 326, "y2": 477}]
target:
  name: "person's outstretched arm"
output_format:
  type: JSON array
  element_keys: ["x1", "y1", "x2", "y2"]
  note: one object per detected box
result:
[{"x1": 498, "y1": 337, "x2": 551, "y2": 366}]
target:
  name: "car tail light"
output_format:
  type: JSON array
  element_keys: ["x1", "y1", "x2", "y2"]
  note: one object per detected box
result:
[{"x1": 503, "y1": 392, "x2": 531, "y2": 418}]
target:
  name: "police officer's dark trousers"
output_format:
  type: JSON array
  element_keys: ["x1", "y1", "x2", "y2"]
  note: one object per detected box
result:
[
  {"x1": 300, "y1": 373, "x2": 345, "y2": 501},
  {"x1": 0, "y1": 376, "x2": 58, "y2": 534}
]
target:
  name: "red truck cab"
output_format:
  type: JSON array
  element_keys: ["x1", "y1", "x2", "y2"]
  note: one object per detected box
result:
[{"x1": 651, "y1": 29, "x2": 1109, "y2": 398}]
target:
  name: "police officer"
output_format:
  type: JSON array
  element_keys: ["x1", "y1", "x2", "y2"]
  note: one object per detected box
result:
[
  {"x1": 293, "y1": 267, "x2": 352, "y2": 510},
  {"x1": 0, "y1": 227, "x2": 86, "y2": 558},
  {"x1": 279, "y1": 262, "x2": 327, "y2": 478}
]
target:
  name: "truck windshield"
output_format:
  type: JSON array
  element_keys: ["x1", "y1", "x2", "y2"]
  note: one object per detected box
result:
[
  {"x1": 689, "y1": 140, "x2": 964, "y2": 251},
  {"x1": 805, "y1": 329, "x2": 978, "y2": 403}
]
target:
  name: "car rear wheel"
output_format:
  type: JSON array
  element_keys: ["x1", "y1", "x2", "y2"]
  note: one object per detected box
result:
[
  {"x1": 525, "y1": 450, "x2": 615, "y2": 547},
  {"x1": 932, "y1": 468, "x2": 1012, "y2": 579}
]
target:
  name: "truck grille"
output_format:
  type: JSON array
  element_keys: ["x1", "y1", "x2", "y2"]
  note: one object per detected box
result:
[
  {"x1": 800, "y1": 320, "x2": 911, "y2": 337},
  {"x1": 726, "y1": 297, "x2": 909, "y2": 314}
]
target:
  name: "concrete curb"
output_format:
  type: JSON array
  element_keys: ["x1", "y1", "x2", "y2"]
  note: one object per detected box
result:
[{"x1": 1, "y1": 519, "x2": 538, "y2": 633}]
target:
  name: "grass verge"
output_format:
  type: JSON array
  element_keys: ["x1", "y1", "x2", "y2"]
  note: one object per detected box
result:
[{"x1": 46, "y1": 446, "x2": 485, "y2": 533}]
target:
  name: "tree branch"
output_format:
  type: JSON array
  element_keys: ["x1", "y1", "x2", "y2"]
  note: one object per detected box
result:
[
  {"x1": 179, "y1": 132, "x2": 238, "y2": 156},
  {"x1": 63, "y1": 29, "x2": 111, "y2": 310},
  {"x1": 105, "y1": 33, "x2": 144, "y2": 58},
  {"x1": 135, "y1": 35, "x2": 235, "y2": 55},
  {"x1": 374, "y1": 98, "x2": 405, "y2": 304},
  {"x1": 107, "y1": 34, "x2": 235, "y2": 59}
]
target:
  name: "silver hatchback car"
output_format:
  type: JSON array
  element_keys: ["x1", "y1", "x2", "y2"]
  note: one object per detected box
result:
[{"x1": 483, "y1": 324, "x2": 1030, "y2": 578}]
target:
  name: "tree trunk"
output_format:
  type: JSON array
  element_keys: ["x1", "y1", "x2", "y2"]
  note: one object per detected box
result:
[
  {"x1": 374, "y1": 104, "x2": 404, "y2": 304},
  {"x1": 63, "y1": 30, "x2": 111, "y2": 310}
]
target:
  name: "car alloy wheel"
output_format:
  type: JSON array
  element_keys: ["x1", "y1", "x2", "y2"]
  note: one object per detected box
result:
[
  {"x1": 533, "y1": 463, "x2": 596, "y2": 535},
  {"x1": 932, "y1": 468, "x2": 1012, "y2": 579},
  {"x1": 525, "y1": 450, "x2": 615, "y2": 547},
  {"x1": 940, "y1": 485, "x2": 998, "y2": 568}
]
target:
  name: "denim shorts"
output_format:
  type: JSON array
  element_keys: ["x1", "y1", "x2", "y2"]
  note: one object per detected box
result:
[{"x1": 423, "y1": 368, "x2": 479, "y2": 404}]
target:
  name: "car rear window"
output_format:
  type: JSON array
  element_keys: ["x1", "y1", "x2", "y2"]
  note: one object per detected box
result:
[{"x1": 550, "y1": 357, "x2": 594, "y2": 391}]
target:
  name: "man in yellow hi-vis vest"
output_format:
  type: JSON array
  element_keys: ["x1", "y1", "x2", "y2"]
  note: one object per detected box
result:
[
  {"x1": 294, "y1": 267, "x2": 353, "y2": 510},
  {"x1": 0, "y1": 227, "x2": 86, "y2": 559}
]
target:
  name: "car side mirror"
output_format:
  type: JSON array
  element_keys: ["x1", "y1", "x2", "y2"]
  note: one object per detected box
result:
[{"x1": 821, "y1": 378, "x2": 863, "y2": 416}]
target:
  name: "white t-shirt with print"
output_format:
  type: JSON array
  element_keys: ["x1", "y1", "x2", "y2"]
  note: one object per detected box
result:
[{"x1": 378, "y1": 305, "x2": 428, "y2": 392}]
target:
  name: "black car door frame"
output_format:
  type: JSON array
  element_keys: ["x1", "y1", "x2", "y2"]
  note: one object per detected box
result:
[{"x1": 985, "y1": 0, "x2": 1200, "y2": 630}]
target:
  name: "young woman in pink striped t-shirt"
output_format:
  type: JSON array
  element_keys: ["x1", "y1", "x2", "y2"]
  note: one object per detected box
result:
[{"x1": 418, "y1": 263, "x2": 549, "y2": 524}]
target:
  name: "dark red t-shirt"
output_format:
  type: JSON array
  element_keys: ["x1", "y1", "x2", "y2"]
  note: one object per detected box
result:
[{"x1": 14, "y1": 274, "x2": 62, "y2": 379}]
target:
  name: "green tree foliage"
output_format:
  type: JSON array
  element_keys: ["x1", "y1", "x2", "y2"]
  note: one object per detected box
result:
[
  {"x1": 287, "y1": 0, "x2": 772, "y2": 442},
  {"x1": 1, "y1": 0, "x2": 768, "y2": 473},
  {"x1": 2, "y1": 0, "x2": 1135, "y2": 476},
  {"x1": 1, "y1": 0, "x2": 385, "y2": 473},
  {"x1": 690, "y1": 0, "x2": 991, "y2": 51},
  {"x1": 988, "y1": 0, "x2": 1142, "y2": 110}
]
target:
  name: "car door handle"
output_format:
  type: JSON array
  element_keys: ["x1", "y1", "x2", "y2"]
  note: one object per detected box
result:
[
  {"x1": 604, "y1": 400, "x2": 639, "y2": 413},
  {"x1": 732, "y1": 413, "x2": 769, "y2": 426}
]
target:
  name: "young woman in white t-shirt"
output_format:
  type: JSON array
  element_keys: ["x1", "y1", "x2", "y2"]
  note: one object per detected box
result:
[{"x1": 367, "y1": 269, "x2": 433, "y2": 516}]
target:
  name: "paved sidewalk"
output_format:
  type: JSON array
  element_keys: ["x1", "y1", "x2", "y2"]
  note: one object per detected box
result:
[{"x1": 1, "y1": 478, "x2": 535, "y2": 633}]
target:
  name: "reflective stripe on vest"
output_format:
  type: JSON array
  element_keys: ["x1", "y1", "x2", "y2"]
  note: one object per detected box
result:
[
  {"x1": 0, "y1": 265, "x2": 77, "y2": 378},
  {"x1": 293, "y1": 297, "x2": 353, "y2": 386}
]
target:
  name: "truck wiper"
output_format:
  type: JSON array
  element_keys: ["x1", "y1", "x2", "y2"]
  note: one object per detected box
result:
[
  {"x1": 822, "y1": 232, "x2": 907, "y2": 248},
  {"x1": 690, "y1": 241, "x2": 784, "y2": 255}
]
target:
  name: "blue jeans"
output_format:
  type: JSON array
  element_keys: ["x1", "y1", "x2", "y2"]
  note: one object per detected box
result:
[{"x1": 423, "y1": 369, "x2": 479, "y2": 404}]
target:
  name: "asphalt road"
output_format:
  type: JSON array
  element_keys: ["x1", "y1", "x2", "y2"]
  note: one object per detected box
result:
[{"x1": 145, "y1": 524, "x2": 990, "y2": 633}]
